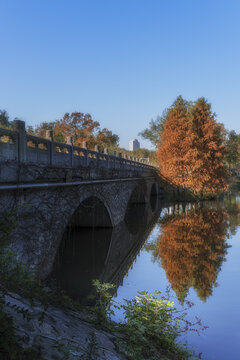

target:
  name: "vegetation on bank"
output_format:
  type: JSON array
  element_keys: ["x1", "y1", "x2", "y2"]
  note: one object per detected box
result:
[{"x1": 92, "y1": 280, "x2": 207, "y2": 360}]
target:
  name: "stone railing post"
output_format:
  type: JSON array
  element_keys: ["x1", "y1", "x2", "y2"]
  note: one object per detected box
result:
[
  {"x1": 133, "y1": 157, "x2": 137, "y2": 169},
  {"x1": 104, "y1": 148, "x2": 109, "y2": 168},
  {"x1": 13, "y1": 120, "x2": 27, "y2": 162},
  {"x1": 46, "y1": 130, "x2": 54, "y2": 166},
  {"x1": 118, "y1": 152, "x2": 122, "y2": 169},
  {"x1": 66, "y1": 136, "x2": 73, "y2": 167},
  {"x1": 94, "y1": 145, "x2": 100, "y2": 166},
  {"x1": 82, "y1": 141, "x2": 88, "y2": 166},
  {"x1": 112, "y1": 150, "x2": 116, "y2": 169},
  {"x1": 123, "y1": 154, "x2": 128, "y2": 169}
]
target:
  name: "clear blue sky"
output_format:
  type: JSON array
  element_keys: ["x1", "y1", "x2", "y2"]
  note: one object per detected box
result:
[{"x1": 1, "y1": 0, "x2": 240, "y2": 149}]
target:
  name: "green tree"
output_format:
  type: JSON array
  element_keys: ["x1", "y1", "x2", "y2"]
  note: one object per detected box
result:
[
  {"x1": 225, "y1": 130, "x2": 240, "y2": 168},
  {"x1": 0, "y1": 110, "x2": 12, "y2": 128},
  {"x1": 95, "y1": 128, "x2": 119, "y2": 150},
  {"x1": 32, "y1": 121, "x2": 55, "y2": 136},
  {"x1": 138, "y1": 110, "x2": 168, "y2": 148}
]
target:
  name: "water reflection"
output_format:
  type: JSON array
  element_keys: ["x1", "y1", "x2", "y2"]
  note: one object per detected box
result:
[
  {"x1": 124, "y1": 203, "x2": 146, "y2": 235},
  {"x1": 51, "y1": 227, "x2": 112, "y2": 304},
  {"x1": 223, "y1": 195, "x2": 240, "y2": 235},
  {"x1": 145, "y1": 197, "x2": 240, "y2": 303},
  {"x1": 159, "y1": 206, "x2": 229, "y2": 302},
  {"x1": 50, "y1": 192, "x2": 240, "y2": 308},
  {"x1": 49, "y1": 199, "x2": 161, "y2": 304}
]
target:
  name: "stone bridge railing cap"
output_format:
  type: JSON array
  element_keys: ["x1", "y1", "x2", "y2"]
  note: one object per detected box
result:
[
  {"x1": 13, "y1": 119, "x2": 26, "y2": 131},
  {"x1": 46, "y1": 130, "x2": 53, "y2": 139},
  {"x1": 82, "y1": 141, "x2": 88, "y2": 149},
  {"x1": 66, "y1": 136, "x2": 73, "y2": 144}
]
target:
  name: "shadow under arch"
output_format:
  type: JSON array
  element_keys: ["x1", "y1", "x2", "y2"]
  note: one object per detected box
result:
[
  {"x1": 150, "y1": 182, "x2": 157, "y2": 197},
  {"x1": 150, "y1": 183, "x2": 158, "y2": 212},
  {"x1": 124, "y1": 184, "x2": 147, "y2": 235},
  {"x1": 128, "y1": 183, "x2": 146, "y2": 204},
  {"x1": 69, "y1": 196, "x2": 113, "y2": 228},
  {"x1": 49, "y1": 196, "x2": 113, "y2": 304}
]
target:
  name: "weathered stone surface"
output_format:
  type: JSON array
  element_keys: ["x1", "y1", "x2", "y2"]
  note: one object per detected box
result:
[
  {"x1": 0, "y1": 161, "x2": 164, "y2": 279},
  {"x1": 4, "y1": 292, "x2": 127, "y2": 360}
]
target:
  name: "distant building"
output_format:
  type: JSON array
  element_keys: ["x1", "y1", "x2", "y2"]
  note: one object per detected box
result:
[{"x1": 129, "y1": 139, "x2": 140, "y2": 151}]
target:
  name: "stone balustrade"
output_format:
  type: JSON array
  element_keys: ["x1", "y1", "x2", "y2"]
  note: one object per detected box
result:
[{"x1": 0, "y1": 120, "x2": 155, "y2": 170}]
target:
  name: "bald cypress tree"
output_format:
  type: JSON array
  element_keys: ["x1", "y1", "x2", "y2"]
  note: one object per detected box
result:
[{"x1": 157, "y1": 96, "x2": 228, "y2": 196}]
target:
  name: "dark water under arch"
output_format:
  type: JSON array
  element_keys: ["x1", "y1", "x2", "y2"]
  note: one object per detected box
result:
[{"x1": 49, "y1": 196, "x2": 160, "y2": 304}]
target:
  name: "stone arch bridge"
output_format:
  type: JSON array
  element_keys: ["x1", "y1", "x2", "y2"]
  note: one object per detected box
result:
[{"x1": 0, "y1": 120, "x2": 172, "y2": 279}]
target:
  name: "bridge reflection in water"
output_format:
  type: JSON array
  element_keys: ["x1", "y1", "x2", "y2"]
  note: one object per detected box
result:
[{"x1": 49, "y1": 193, "x2": 160, "y2": 304}]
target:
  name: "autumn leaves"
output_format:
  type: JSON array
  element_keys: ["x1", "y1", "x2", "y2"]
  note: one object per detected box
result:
[
  {"x1": 157, "y1": 96, "x2": 228, "y2": 196},
  {"x1": 158, "y1": 206, "x2": 229, "y2": 302}
]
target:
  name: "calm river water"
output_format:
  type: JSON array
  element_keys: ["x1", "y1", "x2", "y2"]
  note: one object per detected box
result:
[{"x1": 52, "y1": 193, "x2": 240, "y2": 360}]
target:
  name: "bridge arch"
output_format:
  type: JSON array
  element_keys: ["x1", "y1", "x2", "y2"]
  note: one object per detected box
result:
[
  {"x1": 150, "y1": 182, "x2": 158, "y2": 197},
  {"x1": 68, "y1": 195, "x2": 113, "y2": 228},
  {"x1": 3, "y1": 175, "x2": 161, "y2": 280},
  {"x1": 128, "y1": 182, "x2": 147, "y2": 205},
  {"x1": 50, "y1": 194, "x2": 113, "y2": 303},
  {"x1": 123, "y1": 182, "x2": 147, "y2": 235}
]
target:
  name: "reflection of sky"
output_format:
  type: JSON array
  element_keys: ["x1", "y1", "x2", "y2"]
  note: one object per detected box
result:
[{"x1": 112, "y1": 200, "x2": 240, "y2": 360}]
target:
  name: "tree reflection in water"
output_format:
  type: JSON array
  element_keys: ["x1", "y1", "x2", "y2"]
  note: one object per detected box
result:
[{"x1": 156, "y1": 205, "x2": 231, "y2": 303}]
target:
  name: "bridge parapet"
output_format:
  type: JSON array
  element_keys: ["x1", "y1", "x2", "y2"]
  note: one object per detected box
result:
[{"x1": 0, "y1": 120, "x2": 155, "y2": 171}]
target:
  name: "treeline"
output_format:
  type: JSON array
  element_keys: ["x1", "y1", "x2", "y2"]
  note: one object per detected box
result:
[
  {"x1": 0, "y1": 110, "x2": 119, "y2": 152},
  {"x1": 224, "y1": 130, "x2": 240, "y2": 170},
  {"x1": 140, "y1": 98, "x2": 240, "y2": 170},
  {"x1": 139, "y1": 96, "x2": 240, "y2": 168},
  {"x1": 1, "y1": 98, "x2": 239, "y2": 173},
  {"x1": 108, "y1": 146, "x2": 156, "y2": 163},
  {"x1": 139, "y1": 96, "x2": 240, "y2": 195},
  {"x1": 0, "y1": 109, "x2": 156, "y2": 162}
]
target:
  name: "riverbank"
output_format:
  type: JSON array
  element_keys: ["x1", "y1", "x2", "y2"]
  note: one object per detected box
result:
[
  {"x1": 2, "y1": 291, "x2": 127, "y2": 360},
  {"x1": 1, "y1": 288, "x2": 193, "y2": 360},
  {"x1": 229, "y1": 177, "x2": 240, "y2": 192},
  {"x1": 0, "y1": 258, "x2": 195, "y2": 360},
  {"x1": 0, "y1": 251, "x2": 193, "y2": 360},
  {"x1": 166, "y1": 176, "x2": 240, "y2": 203}
]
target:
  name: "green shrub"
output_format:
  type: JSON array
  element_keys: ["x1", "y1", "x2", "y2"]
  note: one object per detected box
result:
[
  {"x1": 122, "y1": 291, "x2": 194, "y2": 359},
  {"x1": 92, "y1": 279, "x2": 116, "y2": 327},
  {"x1": 92, "y1": 281, "x2": 201, "y2": 360}
]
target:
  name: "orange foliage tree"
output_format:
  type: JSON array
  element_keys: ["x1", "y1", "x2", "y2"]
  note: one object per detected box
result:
[
  {"x1": 29, "y1": 112, "x2": 119, "y2": 150},
  {"x1": 158, "y1": 206, "x2": 229, "y2": 302},
  {"x1": 54, "y1": 112, "x2": 100, "y2": 148},
  {"x1": 157, "y1": 96, "x2": 228, "y2": 195}
]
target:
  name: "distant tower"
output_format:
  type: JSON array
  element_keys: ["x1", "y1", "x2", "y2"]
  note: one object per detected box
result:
[{"x1": 129, "y1": 139, "x2": 140, "y2": 151}]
